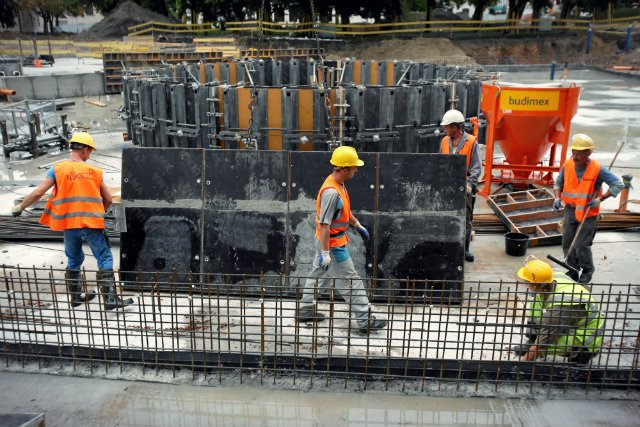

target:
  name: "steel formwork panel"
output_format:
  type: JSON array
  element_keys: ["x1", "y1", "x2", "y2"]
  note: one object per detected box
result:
[{"x1": 120, "y1": 148, "x2": 466, "y2": 302}]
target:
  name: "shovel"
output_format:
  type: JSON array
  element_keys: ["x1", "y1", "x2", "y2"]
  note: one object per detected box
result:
[{"x1": 547, "y1": 205, "x2": 591, "y2": 276}]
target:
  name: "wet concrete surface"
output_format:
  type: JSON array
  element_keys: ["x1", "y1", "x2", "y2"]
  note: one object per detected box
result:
[{"x1": 0, "y1": 371, "x2": 638, "y2": 427}]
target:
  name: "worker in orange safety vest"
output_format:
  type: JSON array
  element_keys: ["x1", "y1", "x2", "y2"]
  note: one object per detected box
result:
[
  {"x1": 553, "y1": 134, "x2": 623, "y2": 284},
  {"x1": 11, "y1": 132, "x2": 133, "y2": 311},
  {"x1": 439, "y1": 109, "x2": 482, "y2": 262}
]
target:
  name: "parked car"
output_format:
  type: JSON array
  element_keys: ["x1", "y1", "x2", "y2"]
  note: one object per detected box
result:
[{"x1": 489, "y1": 4, "x2": 507, "y2": 14}]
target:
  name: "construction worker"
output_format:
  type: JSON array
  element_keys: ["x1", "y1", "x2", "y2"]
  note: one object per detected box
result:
[
  {"x1": 439, "y1": 109, "x2": 481, "y2": 262},
  {"x1": 513, "y1": 256, "x2": 604, "y2": 364},
  {"x1": 11, "y1": 132, "x2": 131, "y2": 311},
  {"x1": 296, "y1": 146, "x2": 387, "y2": 334},
  {"x1": 554, "y1": 134, "x2": 623, "y2": 283}
]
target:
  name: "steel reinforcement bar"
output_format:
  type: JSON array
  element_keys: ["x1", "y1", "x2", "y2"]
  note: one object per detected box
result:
[{"x1": 1, "y1": 266, "x2": 639, "y2": 394}]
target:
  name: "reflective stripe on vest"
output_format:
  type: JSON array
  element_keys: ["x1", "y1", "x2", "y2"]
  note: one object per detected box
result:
[
  {"x1": 315, "y1": 175, "x2": 351, "y2": 248},
  {"x1": 527, "y1": 274, "x2": 604, "y2": 355},
  {"x1": 39, "y1": 161, "x2": 105, "y2": 231},
  {"x1": 561, "y1": 159, "x2": 602, "y2": 221},
  {"x1": 440, "y1": 134, "x2": 476, "y2": 170}
]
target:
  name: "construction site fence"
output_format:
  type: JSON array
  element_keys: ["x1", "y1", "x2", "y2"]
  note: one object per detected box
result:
[
  {"x1": 127, "y1": 16, "x2": 640, "y2": 37},
  {"x1": 1, "y1": 266, "x2": 639, "y2": 395}
]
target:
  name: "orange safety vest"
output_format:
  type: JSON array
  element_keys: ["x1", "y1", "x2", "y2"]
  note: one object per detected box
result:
[
  {"x1": 441, "y1": 134, "x2": 476, "y2": 170},
  {"x1": 561, "y1": 159, "x2": 601, "y2": 222},
  {"x1": 39, "y1": 161, "x2": 105, "y2": 231},
  {"x1": 315, "y1": 175, "x2": 351, "y2": 248}
]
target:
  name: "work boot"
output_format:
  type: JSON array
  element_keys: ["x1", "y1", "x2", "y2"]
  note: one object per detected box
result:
[
  {"x1": 66, "y1": 269, "x2": 96, "y2": 307},
  {"x1": 296, "y1": 307, "x2": 326, "y2": 323},
  {"x1": 465, "y1": 251, "x2": 475, "y2": 262},
  {"x1": 97, "y1": 269, "x2": 133, "y2": 311},
  {"x1": 512, "y1": 343, "x2": 532, "y2": 356},
  {"x1": 358, "y1": 316, "x2": 387, "y2": 334}
]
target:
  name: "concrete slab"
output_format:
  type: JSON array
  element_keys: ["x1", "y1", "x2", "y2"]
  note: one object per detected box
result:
[{"x1": 0, "y1": 371, "x2": 637, "y2": 427}]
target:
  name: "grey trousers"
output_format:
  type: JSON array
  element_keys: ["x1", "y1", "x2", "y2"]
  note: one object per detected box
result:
[
  {"x1": 299, "y1": 240, "x2": 372, "y2": 327},
  {"x1": 562, "y1": 206, "x2": 598, "y2": 284},
  {"x1": 465, "y1": 189, "x2": 476, "y2": 251}
]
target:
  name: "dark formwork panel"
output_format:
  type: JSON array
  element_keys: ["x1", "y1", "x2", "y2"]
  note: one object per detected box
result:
[{"x1": 120, "y1": 148, "x2": 466, "y2": 302}]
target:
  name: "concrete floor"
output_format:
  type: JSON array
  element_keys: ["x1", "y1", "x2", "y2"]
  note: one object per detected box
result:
[{"x1": 0, "y1": 371, "x2": 638, "y2": 427}]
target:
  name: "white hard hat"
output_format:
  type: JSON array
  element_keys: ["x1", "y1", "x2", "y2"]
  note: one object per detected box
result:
[{"x1": 440, "y1": 109, "x2": 465, "y2": 126}]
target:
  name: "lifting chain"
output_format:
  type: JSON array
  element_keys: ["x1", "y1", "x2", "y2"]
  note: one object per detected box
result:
[
  {"x1": 244, "y1": 91, "x2": 258, "y2": 150},
  {"x1": 258, "y1": 0, "x2": 266, "y2": 53}
]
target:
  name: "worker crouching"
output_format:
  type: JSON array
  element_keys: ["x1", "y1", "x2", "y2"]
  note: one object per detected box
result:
[
  {"x1": 296, "y1": 146, "x2": 387, "y2": 335},
  {"x1": 513, "y1": 256, "x2": 604, "y2": 364}
]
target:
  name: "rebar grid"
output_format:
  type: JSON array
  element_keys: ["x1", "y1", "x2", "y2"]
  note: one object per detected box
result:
[{"x1": 1, "y1": 266, "x2": 639, "y2": 394}]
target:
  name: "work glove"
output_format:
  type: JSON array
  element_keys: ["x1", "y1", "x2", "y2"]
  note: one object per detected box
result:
[
  {"x1": 553, "y1": 198, "x2": 563, "y2": 211},
  {"x1": 586, "y1": 197, "x2": 602, "y2": 209},
  {"x1": 318, "y1": 250, "x2": 331, "y2": 272},
  {"x1": 355, "y1": 222, "x2": 370, "y2": 241},
  {"x1": 11, "y1": 205, "x2": 22, "y2": 217},
  {"x1": 466, "y1": 183, "x2": 473, "y2": 194}
]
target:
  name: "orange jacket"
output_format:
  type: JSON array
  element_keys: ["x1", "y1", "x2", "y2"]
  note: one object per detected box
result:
[
  {"x1": 315, "y1": 175, "x2": 351, "y2": 248},
  {"x1": 39, "y1": 161, "x2": 105, "y2": 231},
  {"x1": 440, "y1": 134, "x2": 477, "y2": 169},
  {"x1": 561, "y1": 159, "x2": 601, "y2": 221}
]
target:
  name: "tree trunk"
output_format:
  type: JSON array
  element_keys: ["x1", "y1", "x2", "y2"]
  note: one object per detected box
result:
[{"x1": 472, "y1": 0, "x2": 486, "y2": 21}]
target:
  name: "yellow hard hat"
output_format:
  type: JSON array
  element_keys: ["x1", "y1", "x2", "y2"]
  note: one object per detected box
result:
[
  {"x1": 330, "y1": 146, "x2": 364, "y2": 167},
  {"x1": 69, "y1": 132, "x2": 97, "y2": 150},
  {"x1": 570, "y1": 133, "x2": 594, "y2": 151},
  {"x1": 517, "y1": 257, "x2": 554, "y2": 283}
]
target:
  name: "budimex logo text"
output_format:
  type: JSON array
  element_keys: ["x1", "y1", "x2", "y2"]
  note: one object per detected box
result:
[{"x1": 499, "y1": 90, "x2": 560, "y2": 111}]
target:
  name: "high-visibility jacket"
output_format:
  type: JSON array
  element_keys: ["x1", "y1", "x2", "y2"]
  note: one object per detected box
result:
[
  {"x1": 39, "y1": 161, "x2": 105, "y2": 231},
  {"x1": 440, "y1": 134, "x2": 477, "y2": 170},
  {"x1": 315, "y1": 175, "x2": 351, "y2": 248},
  {"x1": 527, "y1": 272, "x2": 604, "y2": 356},
  {"x1": 561, "y1": 159, "x2": 601, "y2": 221}
]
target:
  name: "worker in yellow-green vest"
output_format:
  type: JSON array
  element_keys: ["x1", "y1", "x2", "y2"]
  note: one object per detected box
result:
[{"x1": 512, "y1": 256, "x2": 604, "y2": 364}]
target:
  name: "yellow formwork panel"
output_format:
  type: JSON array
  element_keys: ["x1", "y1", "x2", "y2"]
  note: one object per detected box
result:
[
  {"x1": 352, "y1": 61, "x2": 362, "y2": 85},
  {"x1": 298, "y1": 89, "x2": 314, "y2": 151},
  {"x1": 267, "y1": 88, "x2": 283, "y2": 151},
  {"x1": 370, "y1": 61, "x2": 379, "y2": 85},
  {"x1": 237, "y1": 87, "x2": 252, "y2": 149},
  {"x1": 386, "y1": 62, "x2": 395, "y2": 86}
]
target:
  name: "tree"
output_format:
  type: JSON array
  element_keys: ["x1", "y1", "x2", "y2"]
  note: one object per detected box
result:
[{"x1": 0, "y1": 0, "x2": 19, "y2": 29}]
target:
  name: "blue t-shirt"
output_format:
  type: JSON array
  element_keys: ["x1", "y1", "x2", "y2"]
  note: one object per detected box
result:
[{"x1": 46, "y1": 165, "x2": 104, "y2": 184}]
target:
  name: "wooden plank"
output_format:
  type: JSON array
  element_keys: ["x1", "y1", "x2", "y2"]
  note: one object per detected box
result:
[
  {"x1": 498, "y1": 198, "x2": 554, "y2": 213},
  {"x1": 507, "y1": 210, "x2": 561, "y2": 223}
]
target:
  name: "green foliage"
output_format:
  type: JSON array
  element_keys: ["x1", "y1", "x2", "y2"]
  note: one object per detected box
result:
[{"x1": 0, "y1": 0, "x2": 19, "y2": 28}]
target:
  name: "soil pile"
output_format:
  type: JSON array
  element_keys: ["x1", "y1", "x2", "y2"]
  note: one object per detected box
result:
[
  {"x1": 78, "y1": 1, "x2": 175, "y2": 40},
  {"x1": 327, "y1": 37, "x2": 473, "y2": 63}
]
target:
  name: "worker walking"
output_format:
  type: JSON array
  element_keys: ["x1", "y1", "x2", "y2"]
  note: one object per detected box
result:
[
  {"x1": 439, "y1": 109, "x2": 482, "y2": 262},
  {"x1": 513, "y1": 256, "x2": 604, "y2": 364},
  {"x1": 554, "y1": 134, "x2": 623, "y2": 283},
  {"x1": 297, "y1": 146, "x2": 387, "y2": 335},
  {"x1": 11, "y1": 132, "x2": 132, "y2": 311}
]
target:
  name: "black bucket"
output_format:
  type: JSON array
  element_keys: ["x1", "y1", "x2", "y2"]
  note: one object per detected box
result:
[{"x1": 504, "y1": 232, "x2": 530, "y2": 256}]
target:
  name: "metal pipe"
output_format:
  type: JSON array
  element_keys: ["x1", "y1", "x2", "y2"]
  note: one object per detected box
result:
[
  {"x1": 28, "y1": 121, "x2": 37, "y2": 155},
  {"x1": 0, "y1": 88, "x2": 17, "y2": 96}
]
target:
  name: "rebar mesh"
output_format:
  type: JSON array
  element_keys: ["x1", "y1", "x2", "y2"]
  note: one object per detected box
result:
[{"x1": 1, "y1": 266, "x2": 638, "y2": 394}]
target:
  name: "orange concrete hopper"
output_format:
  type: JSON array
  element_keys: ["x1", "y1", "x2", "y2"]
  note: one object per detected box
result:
[{"x1": 479, "y1": 81, "x2": 581, "y2": 197}]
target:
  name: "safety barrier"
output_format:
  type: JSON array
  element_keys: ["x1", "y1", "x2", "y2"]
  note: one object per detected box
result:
[
  {"x1": 127, "y1": 16, "x2": 640, "y2": 37},
  {"x1": 1, "y1": 265, "x2": 638, "y2": 395}
]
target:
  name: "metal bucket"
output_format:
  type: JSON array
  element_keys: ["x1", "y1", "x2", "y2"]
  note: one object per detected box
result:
[{"x1": 504, "y1": 232, "x2": 529, "y2": 256}]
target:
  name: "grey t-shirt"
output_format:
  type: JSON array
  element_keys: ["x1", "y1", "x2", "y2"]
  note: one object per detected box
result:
[{"x1": 317, "y1": 188, "x2": 344, "y2": 225}]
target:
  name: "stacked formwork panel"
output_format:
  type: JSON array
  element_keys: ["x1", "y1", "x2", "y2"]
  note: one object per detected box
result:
[{"x1": 122, "y1": 59, "x2": 484, "y2": 153}]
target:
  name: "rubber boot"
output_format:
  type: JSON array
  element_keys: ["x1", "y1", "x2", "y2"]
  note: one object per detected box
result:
[
  {"x1": 464, "y1": 240, "x2": 475, "y2": 262},
  {"x1": 98, "y1": 269, "x2": 133, "y2": 311},
  {"x1": 296, "y1": 306, "x2": 326, "y2": 323},
  {"x1": 65, "y1": 269, "x2": 96, "y2": 308},
  {"x1": 358, "y1": 316, "x2": 387, "y2": 334}
]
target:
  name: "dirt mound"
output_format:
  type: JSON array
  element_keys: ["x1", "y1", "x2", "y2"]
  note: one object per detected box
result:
[
  {"x1": 78, "y1": 1, "x2": 175, "y2": 40},
  {"x1": 326, "y1": 37, "x2": 473, "y2": 63}
]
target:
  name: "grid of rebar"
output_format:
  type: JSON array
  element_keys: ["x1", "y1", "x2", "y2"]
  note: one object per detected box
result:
[{"x1": 1, "y1": 266, "x2": 639, "y2": 393}]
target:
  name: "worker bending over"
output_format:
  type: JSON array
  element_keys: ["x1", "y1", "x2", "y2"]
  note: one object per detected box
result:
[{"x1": 513, "y1": 256, "x2": 604, "y2": 364}]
